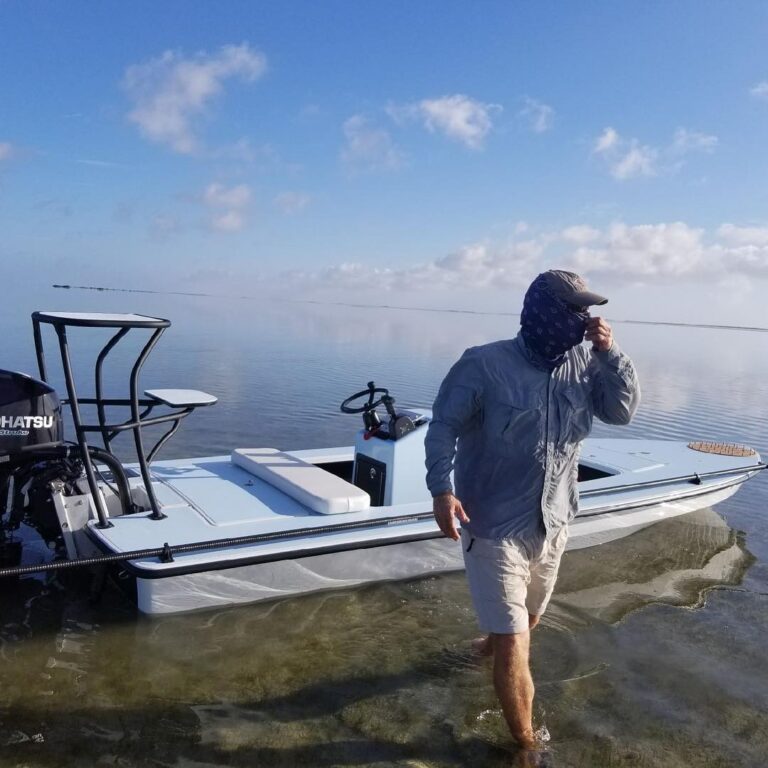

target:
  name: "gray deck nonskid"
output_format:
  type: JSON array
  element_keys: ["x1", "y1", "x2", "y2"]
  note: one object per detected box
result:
[{"x1": 87, "y1": 438, "x2": 761, "y2": 574}]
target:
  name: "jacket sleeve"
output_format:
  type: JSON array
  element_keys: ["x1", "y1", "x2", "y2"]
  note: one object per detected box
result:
[
  {"x1": 424, "y1": 348, "x2": 484, "y2": 498},
  {"x1": 589, "y1": 341, "x2": 640, "y2": 425}
]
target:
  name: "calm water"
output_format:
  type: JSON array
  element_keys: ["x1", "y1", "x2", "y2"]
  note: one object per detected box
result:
[{"x1": 1, "y1": 287, "x2": 767, "y2": 767}]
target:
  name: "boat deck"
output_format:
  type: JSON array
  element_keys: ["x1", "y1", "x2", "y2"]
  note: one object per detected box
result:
[{"x1": 86, "y1": 439, "x2": 762, "y2": 576}]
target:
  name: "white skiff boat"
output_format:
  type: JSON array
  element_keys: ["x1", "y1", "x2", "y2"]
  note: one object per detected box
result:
[{"x1": 0, "y1": 312, "x2": 763, "y2": 615}]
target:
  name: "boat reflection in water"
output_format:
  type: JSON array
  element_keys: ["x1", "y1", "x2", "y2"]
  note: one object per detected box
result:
[
  {"x1": 555, "y1": 505, "x2": 751, "y2": 622},
  {"x1": 0, "y1": 501, "x2": 752, "y2": 767}
]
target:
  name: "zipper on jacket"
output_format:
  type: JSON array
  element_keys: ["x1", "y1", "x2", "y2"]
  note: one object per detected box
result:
[
  {"x1": 541, "y1": 371, "x2": 553, "y2": 529},
  {"x1": 544, "y1": 372, "x2": 552, "y2": 447}
]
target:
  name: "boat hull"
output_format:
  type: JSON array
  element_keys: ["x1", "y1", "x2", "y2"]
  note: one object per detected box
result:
[{"x1": 135, "y1": 479, "x2": 744, "y2": 615}]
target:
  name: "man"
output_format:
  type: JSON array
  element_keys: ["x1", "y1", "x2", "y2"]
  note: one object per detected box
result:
[{"x1": 424, "y1": 269, "x2": 640, "y2": 750}]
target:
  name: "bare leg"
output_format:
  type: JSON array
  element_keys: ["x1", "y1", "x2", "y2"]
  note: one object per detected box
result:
[
  {"x1": 473, "y1": 615, "x2": 541, "y2": 659},
  {"x1": 492, "y1": 631, "x2": 536, "y2": 748}
]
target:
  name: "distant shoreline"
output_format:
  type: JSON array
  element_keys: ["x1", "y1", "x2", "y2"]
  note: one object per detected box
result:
[{"x1": 51, "y1": 284, "x2": 768, "y2": 333}]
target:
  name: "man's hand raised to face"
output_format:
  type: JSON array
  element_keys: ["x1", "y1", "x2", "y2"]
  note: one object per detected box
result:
[
  {"x1": 585, "y1": 316, "x2": 613, "y2": 353},
  {"x1": 433, "y1": 492, "x2": 470, "y2": 541}
]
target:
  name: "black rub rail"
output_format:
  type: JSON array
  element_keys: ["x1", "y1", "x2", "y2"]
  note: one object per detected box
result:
[{"x1": 0, "y1": 510, "x2": 437, "y2": 578}]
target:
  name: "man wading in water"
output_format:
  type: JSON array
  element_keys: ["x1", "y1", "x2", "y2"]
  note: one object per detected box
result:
[{"x1": 425, "y1": 270, "x2": 640, "y2": 751}]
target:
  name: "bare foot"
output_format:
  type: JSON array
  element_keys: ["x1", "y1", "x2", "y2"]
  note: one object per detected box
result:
[
  {"x1": 514, "y1": 727, "x2": 537, "y2": 750},
  {"x1": 514, "y1": 727, "x2": 552, "y2": 767},
  {"x1": 471, "y1": 635, "x2": 494, "y2": 657}
]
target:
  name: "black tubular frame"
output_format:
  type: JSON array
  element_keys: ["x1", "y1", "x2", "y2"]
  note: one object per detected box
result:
[
  {"x1": 95, "y1": 328, "x2": 129, "y2": 452},
  {"x1": 31, "y1": 312, "x2": 202, "y2": 527}
]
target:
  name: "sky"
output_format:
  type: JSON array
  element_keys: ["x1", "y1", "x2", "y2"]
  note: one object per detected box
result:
[{"x1": 1, "y1": 1, "x2": 768, "y2": 325}]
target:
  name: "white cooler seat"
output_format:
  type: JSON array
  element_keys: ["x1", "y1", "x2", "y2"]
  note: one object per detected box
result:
[{"x1": 232, "y1": 448, "x2": 370, "y2": 515}]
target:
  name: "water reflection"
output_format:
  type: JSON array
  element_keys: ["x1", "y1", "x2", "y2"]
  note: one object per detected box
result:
[
  {"x1": 5, "y1": 287, "x2": 768, "y2": 457},
  {"x1": 2, "y1": 289, "x2": 768, "y2": 766},
  {"x1": 0, "y1": 505, "x2": 756, "y2": 767}
]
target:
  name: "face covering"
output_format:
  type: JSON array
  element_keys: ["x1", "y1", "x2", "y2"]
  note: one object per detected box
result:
[{"x1": 520, "y1": 275, "x2": 590, "y2": 370}]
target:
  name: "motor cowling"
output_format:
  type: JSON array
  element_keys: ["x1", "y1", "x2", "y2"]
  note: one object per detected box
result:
[
  {"x1": 1, "y1": 370, "x2": 71, "y2": 548},
  {"x1": 0, "y1": 370, "x2": 63, "y2": 457}
]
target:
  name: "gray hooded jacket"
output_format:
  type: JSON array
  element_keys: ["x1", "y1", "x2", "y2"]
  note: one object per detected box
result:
[{"x1": 424, "y1": 335, "x2": 640, "y2": 553}]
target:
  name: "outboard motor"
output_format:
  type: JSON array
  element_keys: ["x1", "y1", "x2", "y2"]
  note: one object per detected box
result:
[
  {"x1": 0, "y1": 370, "x2": 73, "y2": 565},
  {"x1": 0, "y1": 370, "x2": 63, "y2": 454}
]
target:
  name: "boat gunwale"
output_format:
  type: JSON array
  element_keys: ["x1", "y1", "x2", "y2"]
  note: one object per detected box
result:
[{"x1": 87, "y1": 471, "x2": 757, "y2": 580}]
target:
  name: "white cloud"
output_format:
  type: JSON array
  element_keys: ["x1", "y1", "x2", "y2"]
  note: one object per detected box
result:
[
  {"x1": 0, "y1": 142, "x2": 14, "y2": 161},
  {"x1": 210, "y1": 210, "x2": 246, "y2": 232},
  {"x1": 513, "y1": 221, "x2": 529, "y2": 235},
  {"x1": 290, "y1": 238, "x2": 543, "y2": 294},
  {"x1": 519, "y1": 97, "x2": 554, "y2": 133},
  {"x1": 714, "y1": 243, "x2": 768, "y2": 277},
  {"x1": 274, "y1": 191, "x2": 310, "y2": 214},
  {"x1": 612, "y1": 143, "x2": 658, "y2": 179},
  {"x1": 593, "y1": 127, "x2": 657, "y2": 178},
  {"x1": 285, "y1": 220, "x2": 768, "y2": 293},
  {"x1": 391, "y1": 94, "x2": 501, "y2": 149},
  {"x1": 750, "y1": 81, "x2": 768, "y2": 100},
  {"x1": 435, "y1": 240, "x2": 543, "y2": 286},
  {"x1": 593, "y1": 127, "x2": 619, "y2": 154},
  {"x1": 570, "y1": 222, "x2": 709, "y2": 276},
  {"x1": 340, "y1": 115, "x2": 403, "y2": 173},
  {"x1": 717, "y1": 223, "x2": 768, "y2": 246},
  {"x1": 124, "y1": 43, "x2": 266, "y2": 154},
  {"x1": 211, "y1": 138, "x2": 271, "y2": 163},
  {"x1": 593, "y1": 126, "x2": 716, "y2": 180},
  {"x1": 569, "y1": 223, "x2": 768, "y2": 282},
  {"x1": 418, "y1": 95, "x2": 500, "y2": 149},
  {"x1": 204, "y1": 182, "x2": 251, "y2": 209},
  {"x1": 671, "y1": 128, "x2": 718, "y2": 154},
  {"x1": 202, "y1": 182, "x2": 252, "y2": 232},
  {"x1": 561, "y1": 225, "x2": 601, "y2": 244}
]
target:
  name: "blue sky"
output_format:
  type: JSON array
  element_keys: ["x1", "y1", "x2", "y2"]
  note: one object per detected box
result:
[{"x1": 1, "y1": 1, "x2": 767, "y2": 324}]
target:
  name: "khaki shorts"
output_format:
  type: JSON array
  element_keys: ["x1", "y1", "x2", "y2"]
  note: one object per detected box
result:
[{"x1": 461, "y1": 526, "x2": 568, "y2": 635}]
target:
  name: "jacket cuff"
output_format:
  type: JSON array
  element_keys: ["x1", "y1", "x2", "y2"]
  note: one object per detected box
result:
[
  {"x1": 430, "y1": 483, "x2": 454, "y2": 498},
  {"x1": 591, "y1": 339, "x2": 622, "y2": 365}
]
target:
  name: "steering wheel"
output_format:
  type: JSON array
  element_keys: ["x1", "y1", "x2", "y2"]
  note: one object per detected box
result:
[{"x1": 340, "y1": 382, "x2": 390, "y2": 414}]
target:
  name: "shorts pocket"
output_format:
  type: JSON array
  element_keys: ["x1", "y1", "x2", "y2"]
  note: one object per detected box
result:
[{"x1": 473, "y1": 538, "x2": 530, "y2": 595}]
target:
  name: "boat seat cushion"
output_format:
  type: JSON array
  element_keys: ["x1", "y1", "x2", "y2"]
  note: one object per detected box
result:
[
  {"x1": 231, "y1": 448, "x2": 370, "y2": 515},
  {"x1": 145, "y1": 389, "x2": 218, "y2": 407}
]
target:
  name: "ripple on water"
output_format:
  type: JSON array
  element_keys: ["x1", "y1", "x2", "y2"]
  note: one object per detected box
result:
[{"x1": 0, "y1": 516, "x2": 762, "y2": 766}]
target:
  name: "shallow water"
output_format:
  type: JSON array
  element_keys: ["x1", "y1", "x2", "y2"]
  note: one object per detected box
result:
[{"x1": 1, "y1": 288, "x2": 767, "y2": 767}]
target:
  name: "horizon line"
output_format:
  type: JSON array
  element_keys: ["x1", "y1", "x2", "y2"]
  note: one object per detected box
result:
[{"x1": 51, "y1": 284, "x2": 768, "y2": 334}]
